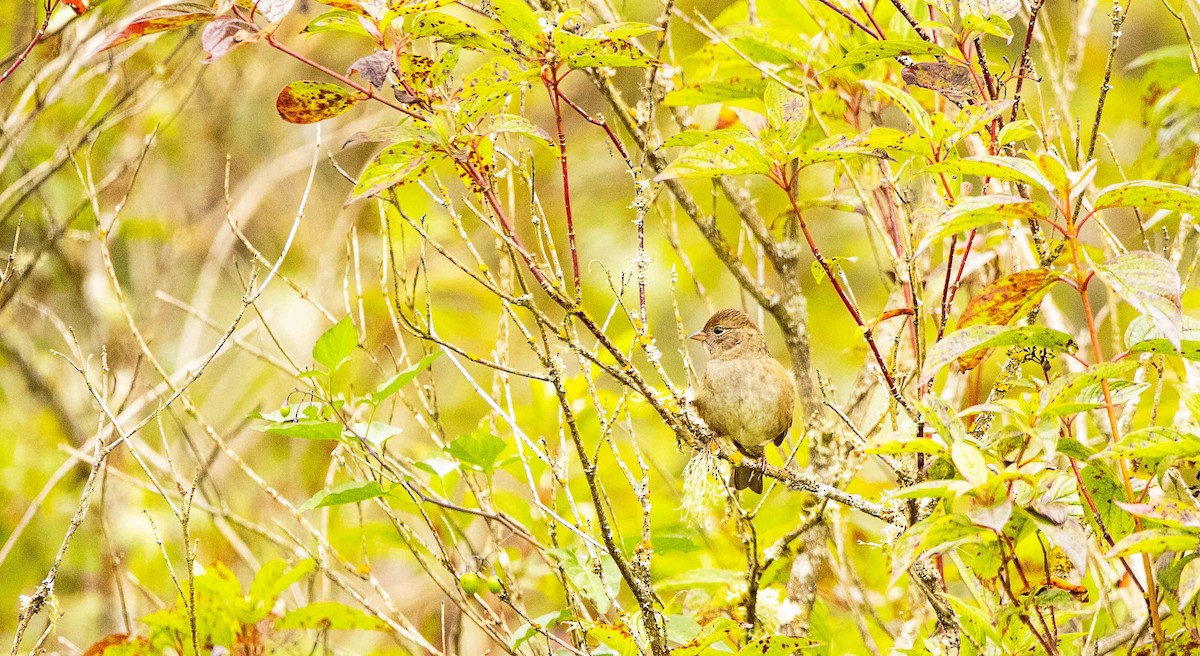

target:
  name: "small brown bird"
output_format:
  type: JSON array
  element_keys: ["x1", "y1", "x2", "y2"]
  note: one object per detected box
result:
[{"x1": 690, "y1": 308, "x2": 796, "y2": 493}]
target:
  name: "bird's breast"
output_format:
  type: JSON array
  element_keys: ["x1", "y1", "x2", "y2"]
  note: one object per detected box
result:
[{"x1": 697, "y1": 357, "x2": 794, "y2": 448}]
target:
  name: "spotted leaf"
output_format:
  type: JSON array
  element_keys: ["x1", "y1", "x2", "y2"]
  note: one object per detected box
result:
[{"x1": 276, "y1": 81, "x2": 361, "y2": 124}]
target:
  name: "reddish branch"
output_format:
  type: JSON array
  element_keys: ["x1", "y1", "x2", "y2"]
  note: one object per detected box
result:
[{"x1": 1, "y1": 1, "x2": 54, "y2": 87}]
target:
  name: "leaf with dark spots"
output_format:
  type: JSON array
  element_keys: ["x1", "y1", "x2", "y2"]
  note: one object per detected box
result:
[
  {"x1": 348, "y1": 142, "x2": 441, "y2": 203},
  {"x1": 200, "y1": 16, "x2": 260, "y2": 63},
  {"x1": 831, "y1": 39, "x2": 947, "y2": 68},
  {"x1": 902, "y1": 61, "x2": 981, "y2": 106},
  {"x1": 276, "y1": 81, "x2": 361, "y2": 124},
  {"x1": 348, "y1": 51, "x2": 392, "y2": 88},
  {"x1": 1094, "y1": 180, "x2": 1200, "y2": 214},
  {"x1": 1116, "y1": 499, "x2": 1200, "y2": 529},
  {"x1": 922, "y1": 325, "x2": 1075, "y2": 385},
  {"x1": 313, "y1": 0, "x2": 387, "y2": 19},
  {"x1": 100, "y1": 3, "x2": 215, "y2": 51},
  {"x1": 958, "y1": 268, "x2": 1060, "y2": 329}
]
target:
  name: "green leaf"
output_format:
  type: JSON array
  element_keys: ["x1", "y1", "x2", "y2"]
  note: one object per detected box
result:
[
  {"x1": 487, "y1": 114, "x2": 554, "y2": 147},
  {"x1": 654, "y1": 136, "x2": 771, "y2": 180},
  {"x1": 489, "y1": 0, "x2": 543, "y2": 47},
  {"x1": 302, "y1": 10, "x2": 376, "y2": 38},
  {"x1": 922, "y1": 325, "x2": 1076, "y2": 385},
  {"x1": 957, "y1": 268, "x2": 1060, "y2": 329},
  {"x1": 951, "y1": 441, "x2": 989, "y2": 486},
  {"x1": 735, "y1": 636, "x2": 821, "y2": 655},
  {"x1": 656, "y1": 568, "x2": 741, "y2": 591},
  {"x1": 349, "y1": 142, "x2": 440, "y2": 203},
  {"x1": 260, "y1": 420, "x2": 344, "y2": 441},
  {"x1": 446, "y1": 431, "x2": 507, "y2": 473},
  {"x1": 275, "y1": 601, "x2": 390, "y2": 630},
  {"x1": 389, "y1": 0, "x2": 457, "y2": 16},
  {"x1": 1125, "y1": 315, "x2": 1200, "y2": 360},
  {"x1": 547, "y1": 548, "x2": 621, "y2": 614},
  {"x1": 459, "y1": 57, "x2": 540, "y2": 123},
  {"x1": 1077, "y1": 461, "x2": 1135, "y2": 544},
  {"x1": 409, "y1": 11, "x2": 505, "y2": 51},
  {"x1": 350, "y1": 421, "x2": 402, "y2": 447},
  {"x1": 947, "y1": 99, "x2": 1015, "y2": 147},
  {"x1": 1116, "y1": 499, "x2": 1200, "y2": 530},
  {"x1": 666, "y1": 614, "x2": 703, "y2": 644},
  {"x1": 763, "y1": 81, "x2": 808, "y2": 155},
  {"x1": 1179, "y1": 558, "x2": 1200, "y2": 610},
  {"x1": 670, "y1": 618, "x2": 740, "y2": 656},
  {"x1": 1091, "y1": 251, "x2": 1183, "y2": 349},
  {"x1": 660, "y1": 128, "x2": 751, "y2": 149},
  {"x1": 861, "y1": 80, "x2": 932, "y2": 138},
  {"x1": 829, "y1": 39, "x2": 947, "y2": 68},
  {"x1": 1093, "y1": 180, "x2": 1200, "y2": 214},
  {"x1": 511, "y1": 609, "x2": 571, "y2": 650},
  {"x1": 662, "y1": 79, "x2": 765, "y2": 106},
  {"x1": 997, "y1": 120, "x2": 1038, "y2": 145},
  {"x1": 246, "y1": 559, "x2": 316, "y2": 622},
  {"x1": 1038, "y1": 361, "x2": 1140, "y2": 418},
  {"x1": 299, "y1": 480, "x2": 391, "y2": 512},
  {"x1": 1105, "y1": 529, "x2": 1200, "y2": 559},
  {"x1": 555, "y1": 30, "x2": 653, "y2": 69},
  {"x1": 373, "y1": 352, "x2": 441, "y2": 404},
  {"x1": 1101, "y1": 427, "x2": 1200, "y2": 460},
  {"x1": 344, "y1": 123, "x2": 439, "y2": 147},
  {"x1": 962, "y1": 12, "x2": 1013, "y2": 39},
  {"x1": 917, "y1": 195, "x2": 1049, "y2": 254},
  {"x1": 312, "y1": 315, "x2": 357, "y2": 370},
  {"x1": 795, "y1": 134, "x2": 887, "y2": 166},
  {"x1": 925, "y1": 156, "x2": 1052, "y2": 191},
  {"x1": 586, "y1": 624, "x2": 639, "y2": 656},
  {"x1": 101, "y1": 3, "x2": 216, "y2": 51},
  {"x1": 864, "y1": 436, "x2": 947, "y2": 456},
  {"x1": 276, "y1": 81, "x2": 360, "y2": 124}
]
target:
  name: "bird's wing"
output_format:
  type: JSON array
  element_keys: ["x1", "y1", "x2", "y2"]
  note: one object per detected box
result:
[{"x1": 772, "y1": 365, "x2": 796, "y2": 446}]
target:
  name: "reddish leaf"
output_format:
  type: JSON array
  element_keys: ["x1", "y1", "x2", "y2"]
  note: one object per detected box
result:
[
  {"x1": 83, "y1": 634, "x2": 131, "y2": 656},
  {"x1": 276, "y1": 81, "x2": 361, "y2": 124},
  {"x1": 348, "y1": 51, "x2": 392, "y2": 89},
  {"x1": 957, "y1": 268, "x2": 1060, "y2": 329},
  {"x1": 63, "y1": 0, "x2": 88, "y2": 15},
  {"x1": 100, "y1": 3, "x2": 215, "y2": 51},
  {"x1": 201, "y1": 16, "x2": 260, "y2": 63}
]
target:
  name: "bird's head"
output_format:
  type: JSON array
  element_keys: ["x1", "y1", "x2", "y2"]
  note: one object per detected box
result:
[{"x1": 689, "y1": 308, "x2": 767, "y2": 358}]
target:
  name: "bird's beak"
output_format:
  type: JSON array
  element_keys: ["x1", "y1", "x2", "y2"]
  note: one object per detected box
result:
[{"x1": 688, "y1": 330, "x2": 706, "y2": 342}]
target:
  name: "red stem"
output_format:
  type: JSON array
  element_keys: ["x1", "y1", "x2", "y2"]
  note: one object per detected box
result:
[
  {"x1": 783, "y1": 181, "x2": 915, "y2": 419},
  {"x1": 1, "y1": 0, "x2": 53, "y2": 86},
  {"x1": 266, "y1": 35, "x2": 421, "y2": 119},
  {"x1": 545, "y1": 75, "x2": 582, "y2": 299}
]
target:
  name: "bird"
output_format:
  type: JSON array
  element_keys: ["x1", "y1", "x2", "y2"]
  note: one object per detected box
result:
[{"x1": 690, "y1": 308, "x2": 796, "y2": 493}]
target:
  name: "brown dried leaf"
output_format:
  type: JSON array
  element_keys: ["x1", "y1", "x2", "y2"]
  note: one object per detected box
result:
[
  {"x1": 348, "y1": 51, "x2": 393, "y2": 89},
  {"x1": 201, "y1": 16, "x2": 260, "y2": 63},
  {"x1": 100, "y1": 3, "x2": 215, "y2": 51},
  {"x1": 276, "y1": 81, "x2": 361, "y2": 124},
  {"x1": 902, "y1": 62, "x2": 981, "y2": 107}
]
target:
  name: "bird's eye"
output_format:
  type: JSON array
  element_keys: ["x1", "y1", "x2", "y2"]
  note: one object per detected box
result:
[{"x1": 712, "y1": 326, "x2": 725, "y2": 336}]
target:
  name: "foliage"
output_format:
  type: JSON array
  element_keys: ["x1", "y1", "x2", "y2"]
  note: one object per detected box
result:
[{"x1": 4, "y1": 0, "x2": 1200, "y2": 655}]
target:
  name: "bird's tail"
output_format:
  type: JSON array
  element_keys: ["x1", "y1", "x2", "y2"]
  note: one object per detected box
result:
[{"x1": 730, "y1": 465, "x2": 764, "y2": 494}]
